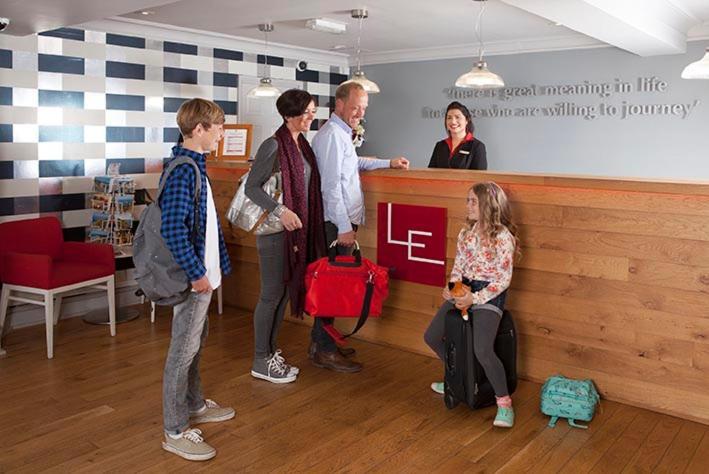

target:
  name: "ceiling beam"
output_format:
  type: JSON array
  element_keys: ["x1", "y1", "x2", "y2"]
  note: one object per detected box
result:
[{"x1": 500, "y1": 0, "x2": 699, "y2": 56}]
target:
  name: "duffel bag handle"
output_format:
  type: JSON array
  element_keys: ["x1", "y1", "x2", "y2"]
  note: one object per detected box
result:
[{"x1": 327, "y1": 239, "x2": 362, "y2": 265}]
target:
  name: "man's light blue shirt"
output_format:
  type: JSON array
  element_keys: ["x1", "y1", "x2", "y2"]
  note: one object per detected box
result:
[{"x1": 312, "y1": 113, "x2": 389, "y2": 233}]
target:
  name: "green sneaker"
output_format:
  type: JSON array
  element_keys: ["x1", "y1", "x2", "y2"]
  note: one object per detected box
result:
[
  {"x1": 430, "y1": 382, "x2": 444, "y2": 395},
  {"x1": 493, "y1": 406, "x2": 514, "y2": 428}
]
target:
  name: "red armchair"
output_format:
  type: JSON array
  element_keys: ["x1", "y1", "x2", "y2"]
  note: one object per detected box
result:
[{"x1": 0, "y1": 217, "x2": 116, "y2": 358}]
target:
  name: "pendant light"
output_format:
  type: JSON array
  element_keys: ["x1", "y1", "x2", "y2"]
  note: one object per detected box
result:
[
  {"x1": 455, "y1": 0, "x2": 505, "y2": 89},
  {"x1": 681, "y1": 47, "x2": 709, "y2": 80},
  {"x1": 341, "y1": 9, "x2": 380, "y2": 94},
  {"x1": 248, "y1": 23, "x2": 281, "y2": 98}
]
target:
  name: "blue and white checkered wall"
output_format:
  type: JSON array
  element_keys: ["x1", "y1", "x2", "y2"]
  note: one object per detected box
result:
[{"x1": 0, "y1": 27, "x2": 348, "y2": 239}]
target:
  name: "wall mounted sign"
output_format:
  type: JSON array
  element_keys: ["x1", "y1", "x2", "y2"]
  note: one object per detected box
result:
[
  {"x1": 377, "y1": 202, "x2": 447, "y2": 287},
  {"x1": 212, "y1": 123, "x2": 253, "y2": 161}
]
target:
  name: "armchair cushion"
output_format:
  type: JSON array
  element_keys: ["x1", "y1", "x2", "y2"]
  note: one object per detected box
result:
[
  {"x1": 2, "y1": 252, "x2": 114, "y2": 290},
  {"x1": 2, "y1": 252, "x2": 52, "y2": 288},
  {"x1": 62, "y1": 241, "x2": 115, "y2": 269},
  {"x1": 50, "y1": 260, "x2": 114, "y2": 289},
  {"x1": 1, "y1": 217, "x2": 116, "y2": 290}
]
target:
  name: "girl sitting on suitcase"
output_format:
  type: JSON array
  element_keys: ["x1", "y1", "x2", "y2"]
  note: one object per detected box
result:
[{"x1": 424, "y1": 181, "x2": 519, "y2": 428}]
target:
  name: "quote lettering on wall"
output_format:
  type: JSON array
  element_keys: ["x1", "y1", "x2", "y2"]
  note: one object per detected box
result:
[{"x1": 422, "y1": 76, "x2": 700, "y2": 121}]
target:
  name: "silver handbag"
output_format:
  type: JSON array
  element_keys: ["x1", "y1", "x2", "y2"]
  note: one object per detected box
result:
[{"x1": 226, "y1": 171, "x2": 284, "y2": 235}]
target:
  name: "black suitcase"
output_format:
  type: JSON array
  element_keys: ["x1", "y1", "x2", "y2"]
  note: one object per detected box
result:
[{"x1": 443, "y1": 308, "x2": 517, "y2": 409}]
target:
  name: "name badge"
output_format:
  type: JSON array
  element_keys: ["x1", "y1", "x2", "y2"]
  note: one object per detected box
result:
[{"x1": 459, "y1": 150, "x2": 470, "y2": 155}]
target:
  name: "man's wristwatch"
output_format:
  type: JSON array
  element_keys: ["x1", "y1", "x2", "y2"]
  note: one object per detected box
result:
[{"x1": 272, "y1": 204, "x2": 286, "y2": 218}]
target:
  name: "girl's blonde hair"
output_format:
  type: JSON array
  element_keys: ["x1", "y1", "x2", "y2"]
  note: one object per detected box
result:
[{"x1": 466, "y1": 182, "x2": 521, "y2": 259}]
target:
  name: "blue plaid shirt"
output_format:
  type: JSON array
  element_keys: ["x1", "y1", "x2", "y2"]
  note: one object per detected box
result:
[{"x1": 159, "y1": 146, "x2": 232, "y2": 282}]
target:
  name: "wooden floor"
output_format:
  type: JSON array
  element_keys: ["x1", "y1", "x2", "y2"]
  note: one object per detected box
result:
[{"x1": 1, "y1": 306, "x2": 708, "y2": 473}]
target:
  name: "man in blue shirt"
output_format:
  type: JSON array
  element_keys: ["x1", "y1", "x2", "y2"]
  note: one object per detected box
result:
[
  {"x1": 160, "y1": 99, "x2": 234, "y2": 461},
  {"x1": 310, "y1": 82, "x2": 409, "y2": 372}
]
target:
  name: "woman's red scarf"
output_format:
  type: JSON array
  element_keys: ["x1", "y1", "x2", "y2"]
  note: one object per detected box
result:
[{"x1": 274, "y1": 124, "x2": 325, "y2": 317}]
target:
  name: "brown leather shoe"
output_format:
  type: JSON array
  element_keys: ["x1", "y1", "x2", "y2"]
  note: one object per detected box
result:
[
  {"x1": 338, "y1": 346, "x2": 356, "y2": 358},
  {"x1": 308, "y1": 341, "x2": 317, "y2": 359},
  {"x1": 312, "y1": 350, "x2": 362, "y2": 373},
  {"x1": 308, "y1": 341, "x2": 356, "y2": 359}
]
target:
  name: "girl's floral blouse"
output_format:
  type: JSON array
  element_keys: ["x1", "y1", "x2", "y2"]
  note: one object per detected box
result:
[{"x1": 450, "y1": 223, "x2": 515, "y2": 305}]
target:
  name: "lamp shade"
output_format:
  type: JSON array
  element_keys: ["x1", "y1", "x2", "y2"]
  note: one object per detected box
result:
[
  {"x1": 681, "y1": 48, "x2": 709, "y2": 80},
  {"x1": 247, "y1": 77, "x2": 281, "y2": 98},
  {"x1": 455, "y1": 61, "x2": 505, "y2": 89},
  {"x1": 342, "y1": 70, "x2": 380, "y2": 94}
]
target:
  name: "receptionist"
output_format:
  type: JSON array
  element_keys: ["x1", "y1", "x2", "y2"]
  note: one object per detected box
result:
[{"x1": 428, "y1": 101, "x2": 487, "y2": 170}]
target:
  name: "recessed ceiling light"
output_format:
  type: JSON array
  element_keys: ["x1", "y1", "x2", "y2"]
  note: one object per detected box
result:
[{"x1": 140, "y1": 10, "x2": 155, "y2": 16}]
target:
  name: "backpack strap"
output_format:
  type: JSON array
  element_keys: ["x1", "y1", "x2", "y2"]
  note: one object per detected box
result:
[
  {"x1": 567, "y1": 419, "x2": 589, "y2": 429},
  {"x1": 156, "y1": 156, "x2": 202, "y2": 207},
  {"x1": 548, "y1": 416, "x2": 559, "y2": 428},
  {"x1": 155, "y1": 156, "x2": 202, "y2": 243}
]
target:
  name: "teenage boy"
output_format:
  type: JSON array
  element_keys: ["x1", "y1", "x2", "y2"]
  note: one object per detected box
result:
[{"x1": 160, "y1": 98, "x2": 233, "y2": 461}]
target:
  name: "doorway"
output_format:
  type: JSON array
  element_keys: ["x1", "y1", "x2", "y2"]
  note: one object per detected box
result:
[{"x1": 238, "y1": 77, "x2": 301, "y2": 159}]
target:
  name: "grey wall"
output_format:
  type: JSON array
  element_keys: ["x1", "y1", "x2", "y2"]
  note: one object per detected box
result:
[{"x1": 360, "y1": 42, "x2": 709, "y2": 180}]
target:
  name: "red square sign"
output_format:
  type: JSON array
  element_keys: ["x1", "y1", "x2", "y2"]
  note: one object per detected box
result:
[{"x1": 376, "y1": 202, "x2": 447, "y2": 287}]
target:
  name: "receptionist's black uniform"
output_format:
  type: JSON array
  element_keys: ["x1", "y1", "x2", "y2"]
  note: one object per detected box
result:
[{"x1": 427, "y1": 135, "x2": 487, "y2": 170}]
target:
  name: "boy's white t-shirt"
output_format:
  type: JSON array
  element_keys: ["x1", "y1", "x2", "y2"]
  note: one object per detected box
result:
[{"x1": 204, "y1": 180, "x2": 222, "y2": 290}]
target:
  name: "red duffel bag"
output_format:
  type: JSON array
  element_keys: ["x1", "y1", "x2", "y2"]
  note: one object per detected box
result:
[{"x1": 304, "y1": 242, "x2": 389, "y2": 344}]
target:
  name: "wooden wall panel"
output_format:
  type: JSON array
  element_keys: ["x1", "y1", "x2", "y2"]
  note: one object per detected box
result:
[{"x1": 211, "y1": 165, "x2": 709, "y2": 424}]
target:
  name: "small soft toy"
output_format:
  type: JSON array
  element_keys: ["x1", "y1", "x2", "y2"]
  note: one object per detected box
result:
[{"x1": 448, "y1": 281, "x2": 472, "y2": 320}]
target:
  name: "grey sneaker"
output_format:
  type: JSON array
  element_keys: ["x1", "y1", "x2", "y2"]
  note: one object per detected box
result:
[
  {"x1": 273, "y1": 349, "x2": 299, "y2": 376},
  {"x1": 251, "y1": 353, "x2": 297, "y2": 384},
  {"x1": 190, "y1": 399, "x2": 235, "y2": 424},
  {"x1": 162, "y1": 428, "x2": 216, "y2": 461}
]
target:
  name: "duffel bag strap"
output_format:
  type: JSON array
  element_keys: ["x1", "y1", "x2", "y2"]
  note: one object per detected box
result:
[
  {"x1": 322, "y1": 273, "x2": 376, "y2": 345},
  {"x1": 344, "y1": 275, "x2": 375, "y2": 338}
]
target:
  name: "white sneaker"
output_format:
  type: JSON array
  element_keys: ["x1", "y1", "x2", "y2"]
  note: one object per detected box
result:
[
  {"x1": 273, "y1": 349, "x2": 300, "y2": 376},
  {"x1": 251, "y1": 353, "x2": 297, "y2": 384},
  {"x1": 189, "y1": 399, "x2": 235, "y2": 424},
  {"x1": 162, "y1": 428, "x2": 216, "y2": 461}
]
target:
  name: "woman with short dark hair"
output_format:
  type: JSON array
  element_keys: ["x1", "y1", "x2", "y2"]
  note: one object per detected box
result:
[
  {"x1": 244, "y1": 89, "x2": 325, "y2": 383},
  {"x1": 428, "y1": 101, "x2": 487, "y2": 170}
]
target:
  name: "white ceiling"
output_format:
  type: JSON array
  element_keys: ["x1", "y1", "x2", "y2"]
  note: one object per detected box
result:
[{"x1": 2, "y1": 0, "x2": 709, "y2": 64}]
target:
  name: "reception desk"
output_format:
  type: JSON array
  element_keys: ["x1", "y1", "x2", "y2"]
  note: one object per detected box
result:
[{"x1": 209, "y1": 163, "x2": 709, "y2": 425}]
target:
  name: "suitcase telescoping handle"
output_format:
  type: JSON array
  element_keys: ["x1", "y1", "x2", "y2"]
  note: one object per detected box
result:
[{"x1": 327, "y1": 240, "x2": 362, "y2": 266}]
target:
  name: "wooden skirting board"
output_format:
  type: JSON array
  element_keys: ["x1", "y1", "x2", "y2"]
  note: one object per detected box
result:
[{"x1": 209, "y1": 163, "x2": 709, "y2": 425}]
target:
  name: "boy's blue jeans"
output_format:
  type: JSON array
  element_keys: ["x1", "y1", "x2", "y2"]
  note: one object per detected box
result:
[{"x1": 163, "y1": 289, "x2": 212, "y2": 434}]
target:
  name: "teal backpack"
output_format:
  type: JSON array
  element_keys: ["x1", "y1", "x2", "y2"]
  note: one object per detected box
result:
[{"x1": 540, "y1": 375, "x2": 600, "y2": 429}]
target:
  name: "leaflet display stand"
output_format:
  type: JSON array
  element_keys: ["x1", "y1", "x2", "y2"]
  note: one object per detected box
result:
[{"x1": 83, "y1": 175, "x2": 140, "y2": 325}]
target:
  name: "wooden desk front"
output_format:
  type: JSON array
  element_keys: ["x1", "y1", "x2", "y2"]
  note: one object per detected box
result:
[{"x1": 209, "y1": 164, "x2": 709, "y2": 425}]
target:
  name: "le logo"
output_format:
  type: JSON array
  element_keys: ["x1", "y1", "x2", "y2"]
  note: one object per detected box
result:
[{"x1": 376, "y1": 202, "x2": 447, "y2": 286}]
